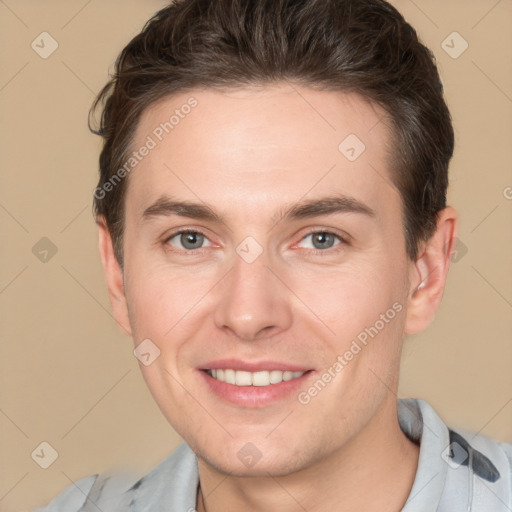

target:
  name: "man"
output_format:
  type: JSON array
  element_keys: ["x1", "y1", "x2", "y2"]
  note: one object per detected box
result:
[{"x1": 32, "y1": 0, "x2": 512, "y2": 510}]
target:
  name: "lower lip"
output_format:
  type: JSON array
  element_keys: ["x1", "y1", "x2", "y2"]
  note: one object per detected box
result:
[{"x1": 198, "y1": 369, "x2": 315, "y2": 408}]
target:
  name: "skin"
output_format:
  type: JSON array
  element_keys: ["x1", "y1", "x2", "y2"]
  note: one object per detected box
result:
[{"x1": 98, "y1": 83, "x2": 458, "y2": 511}]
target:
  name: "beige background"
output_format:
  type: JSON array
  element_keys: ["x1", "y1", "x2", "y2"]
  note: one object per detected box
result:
[{"x1": 0, "y1": 0, "x2": 511, "y2": 510}]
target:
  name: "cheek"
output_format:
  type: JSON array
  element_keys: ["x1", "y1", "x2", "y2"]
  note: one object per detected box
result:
[
  {"x1": 291, "y1": 257, "x2": 403, "y2": 332},
  {"x1": 290, "y1": 255, "x2": 408, "y2": 391},
  {"x1": 125, "y1": 258, "x2": 212, "y2": 339}
]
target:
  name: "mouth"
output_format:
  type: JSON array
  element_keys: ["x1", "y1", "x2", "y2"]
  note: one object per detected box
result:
[
  {"x1": 198, "y1": 361, "x2": 315, "y2": 407},
  {"x1": 203, "y1": 368, "x2": 309, "y2": 386}
]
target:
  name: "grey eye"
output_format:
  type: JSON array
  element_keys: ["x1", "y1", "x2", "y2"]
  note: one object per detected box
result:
[
  {"x1": 167, "y1": 231, "x2": 211, "y2": 251},
  {"x1": 300, "y1": 232, "x2": 340, "y2": 250},
  {"x1": 181, "y1": 232, "x2": 204, "y2": 250}
]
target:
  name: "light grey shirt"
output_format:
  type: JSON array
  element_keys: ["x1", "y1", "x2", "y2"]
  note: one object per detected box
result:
[{"x1": 31, "y1": 398, "x2": 512, "y2": 511}]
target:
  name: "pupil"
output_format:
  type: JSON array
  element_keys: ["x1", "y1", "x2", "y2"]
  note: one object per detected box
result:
[
  {"x1": 183, "y1": 232, "x2": 202, "y2": 249},
  {"x1": 314, "y1": 232, "x2": 333, "y2": 249}
]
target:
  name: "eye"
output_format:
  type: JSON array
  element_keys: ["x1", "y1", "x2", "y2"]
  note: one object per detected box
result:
[
  {"x1": 165, "y1": 230, "x2": 212, "y2": 252},
  {"x1": 297, "y1": 231, "x2": 346, "y2": 252}
]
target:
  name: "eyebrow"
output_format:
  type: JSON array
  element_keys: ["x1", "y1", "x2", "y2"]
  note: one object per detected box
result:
[{"x1": 140, "y1": 194, "x2": 376, "y2": 226}]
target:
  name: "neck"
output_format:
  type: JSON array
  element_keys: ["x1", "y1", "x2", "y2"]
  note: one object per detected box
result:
[{"x1": 196, "y1": 399, "x2": 420, "y2": 512}]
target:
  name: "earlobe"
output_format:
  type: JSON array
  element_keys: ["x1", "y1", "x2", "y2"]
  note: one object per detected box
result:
[
  {"x1": 404, "y1": 206, "x2": 458, "y2": 335},
  {"x1": 97, "y1": 217, "x2": 133, "y2": 337}
]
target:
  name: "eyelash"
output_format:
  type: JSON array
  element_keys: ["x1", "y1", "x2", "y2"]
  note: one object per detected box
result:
[{"x1": 163, "y1": 228, "x2": 350, "y2": 256}]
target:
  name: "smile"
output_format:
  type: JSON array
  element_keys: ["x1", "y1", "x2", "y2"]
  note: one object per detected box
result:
[{"x1": 205, "y1": 369, "x2": 306, "y2": 386}]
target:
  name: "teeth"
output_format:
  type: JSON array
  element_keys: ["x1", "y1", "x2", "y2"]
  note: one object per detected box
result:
[
  {"x1": 235, "y1": 370, "x2": 252, "y2": 386},
  {"x1": 224, "y1": 369, "x2": 236, "y2": 384},
  {"x1": 207, "y1": 369, "x2": 306, "y2": 386}
]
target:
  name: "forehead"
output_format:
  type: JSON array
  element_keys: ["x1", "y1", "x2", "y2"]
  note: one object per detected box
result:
[{"x1": 125, "y1": 83, "x2": 396, "y2": 222}]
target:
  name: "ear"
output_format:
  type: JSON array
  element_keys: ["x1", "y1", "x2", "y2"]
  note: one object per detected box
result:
[
  {"x1": 404, "y1": 206, "x2": 458, "y2": 334},
  {"x1": 97, "y1": 216, "x2": 132, "y2": 337}
]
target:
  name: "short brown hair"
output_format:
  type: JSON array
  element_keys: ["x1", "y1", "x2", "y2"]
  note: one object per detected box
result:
[{"x1": 90, "y1": 0, "x2": 454, "y2": 268}]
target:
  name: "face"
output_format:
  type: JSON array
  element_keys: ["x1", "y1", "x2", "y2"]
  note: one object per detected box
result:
[{"x1": 109, "y1": 84, "x2": 421, "y2": 476}]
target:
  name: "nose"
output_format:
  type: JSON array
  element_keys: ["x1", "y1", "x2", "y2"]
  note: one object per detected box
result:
[{"x1": 213, "y1": 249, "x2": 293, "y2": 341}]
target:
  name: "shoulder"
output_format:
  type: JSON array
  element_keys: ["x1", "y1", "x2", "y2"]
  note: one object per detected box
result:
[
  {"x1": 399, "y1": 398, "x2": 512, "y2": 511},
  {"x1": 28, "y1": 442, "x2": 199, "y2": 511},
  {"x1": 442, "y1": 427, "x2": 512, "y2": 511},
  {"x1": 28, "y1": 470, "x2": 144, "y2": 512},
  {"x1": 448, "y1": 426, "x2": 512, "y2": 484},
  {"x1": 27, "y1": 474, "x2": 99, "y2": 512}
]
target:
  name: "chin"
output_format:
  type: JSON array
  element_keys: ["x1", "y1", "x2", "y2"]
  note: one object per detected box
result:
[{"x1": 195, "y1": 437, "x2": 320, "y2": 478}]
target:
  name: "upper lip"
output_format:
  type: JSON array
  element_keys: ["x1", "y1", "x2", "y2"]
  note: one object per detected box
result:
[{"x1": 199, "y1": 358, "x2": 313, "y2": 372}]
